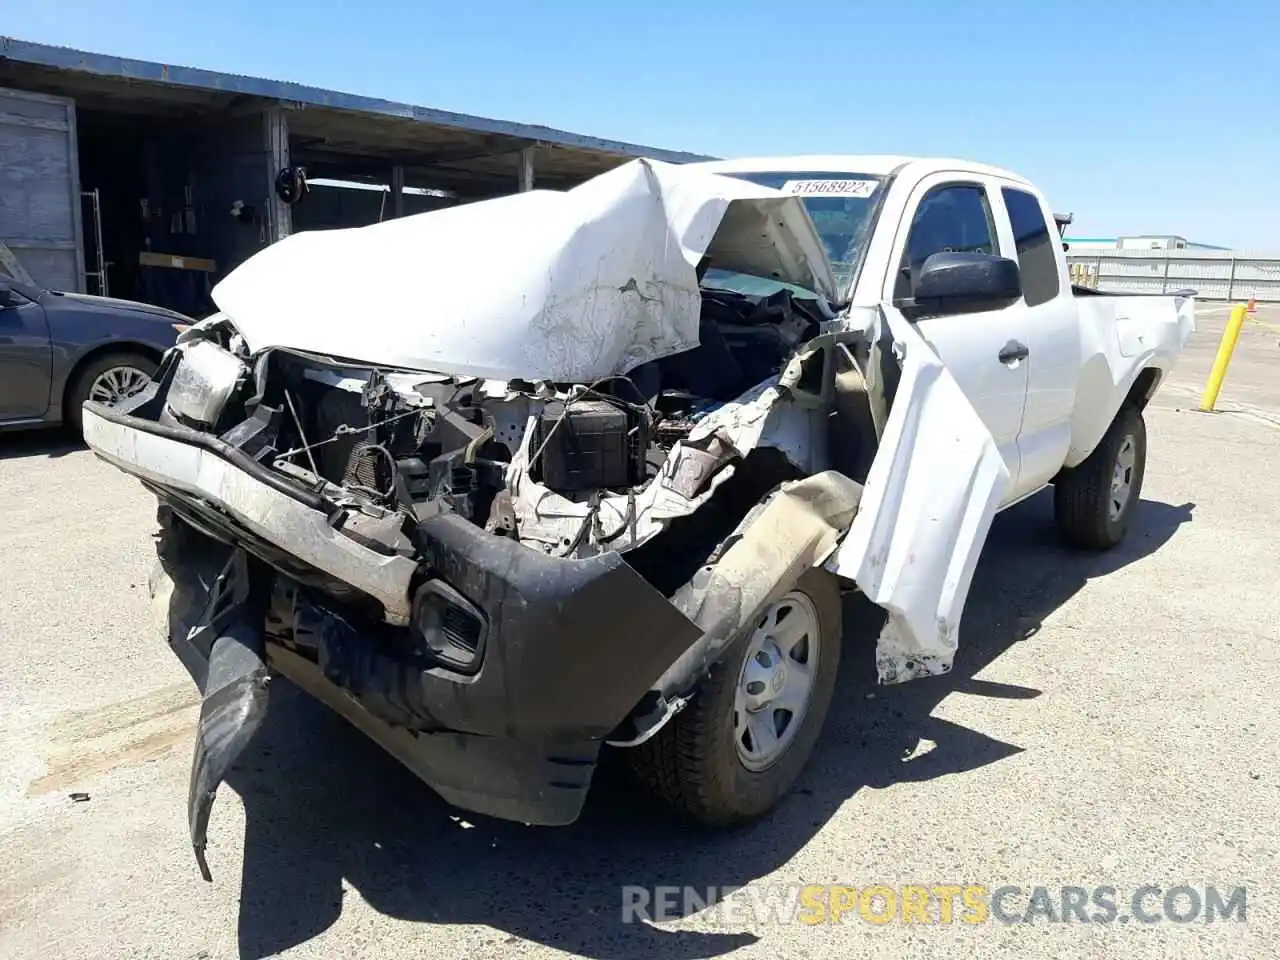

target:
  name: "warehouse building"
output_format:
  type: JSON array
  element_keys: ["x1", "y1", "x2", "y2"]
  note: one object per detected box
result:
[
  {"x1": 0, "y1": 37, "x2": 708, "y2": 315},
  {"x1": 1064, "y1": 234, "x2": 1231, "y2": 252}
]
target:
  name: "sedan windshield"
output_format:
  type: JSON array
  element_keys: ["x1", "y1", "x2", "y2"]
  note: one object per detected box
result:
[{"x1": 716, "y1": 171, "x2": 884, "y2": 296}]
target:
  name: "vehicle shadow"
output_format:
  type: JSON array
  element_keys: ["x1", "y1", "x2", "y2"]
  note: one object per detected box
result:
[
  {"x1": 227, "y1": 491, "x2": 1194, "y2": 959},
  {"x1": 0, "y1": 430, "x2": 82, "y2": 460}
]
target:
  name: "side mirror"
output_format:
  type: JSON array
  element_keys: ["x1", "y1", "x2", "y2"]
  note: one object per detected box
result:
[{"x1": 911, "y1": 251, "x2": 1021, "y2": 315}]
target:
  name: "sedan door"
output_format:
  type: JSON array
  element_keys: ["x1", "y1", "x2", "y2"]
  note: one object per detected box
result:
[
  {"x1": 0, "y1": 284, "x2": 53, "y2": 422},
  {"x1": 877, "y1": 174, "x2": 1031, "y2": 500}
]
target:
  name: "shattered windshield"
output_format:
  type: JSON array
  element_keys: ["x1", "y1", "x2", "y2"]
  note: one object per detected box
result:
[{"x1": 713, "y1": 171, "x2": 884, "y2": 297}]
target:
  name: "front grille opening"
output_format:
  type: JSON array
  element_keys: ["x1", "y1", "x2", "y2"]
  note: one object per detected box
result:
[
  {"x1": 440, "y1": 603, "x2": 482, "y2": 654},
  {"x1": 410, "y1": 580, "x2": 487, "y2": 673}
]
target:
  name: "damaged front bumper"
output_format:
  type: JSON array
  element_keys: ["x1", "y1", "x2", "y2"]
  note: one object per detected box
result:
[
  {"x1": 86, "y1": 297, "x2": 1015, "y2": 880},
  {"x1": 90, "y1": 403, "x2": 701, "y2": 875},
  {"x1": 85, "y1": 402, "x2": 420, "y2": 624}
]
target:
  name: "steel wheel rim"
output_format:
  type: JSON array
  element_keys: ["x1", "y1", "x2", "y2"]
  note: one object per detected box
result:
[
  {"x1": 87, "y1": 366, "x2": 151, "y2": 405},
  {"x1": 1110, "y1": 434, "x2": 1137, "y2": 521},
  {"x1": 733, "y1": 589, "x2": 820, "y2": 772}
]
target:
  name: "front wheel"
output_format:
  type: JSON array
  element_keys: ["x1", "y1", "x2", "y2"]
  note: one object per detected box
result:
[
  {"x1": 67, "y1": 351, "x2": 158, "y2": 433},
  {"x1": 629, "y1": 568, "x2": 842, "y2": 826},
  {"x1": 1054, "y1": 404, "x2": 1147, "y2": 550}
]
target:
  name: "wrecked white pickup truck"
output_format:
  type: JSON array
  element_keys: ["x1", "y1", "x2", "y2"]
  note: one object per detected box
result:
[{"x1": 83, "y1": 155, "x2": 1193, "y2": 878}]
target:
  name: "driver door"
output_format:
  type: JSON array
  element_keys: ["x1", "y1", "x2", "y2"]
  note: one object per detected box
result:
[
  {"x1": 0, "y1": 284, "x2": 53, "y2": 422},
  {"x1": 879, "y1": 175, "x2": 1031, "y2": 500}
]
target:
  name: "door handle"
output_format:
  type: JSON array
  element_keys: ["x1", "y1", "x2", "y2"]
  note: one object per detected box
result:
[{"x1": 998, "y1": 340, "x2": 1029, "y2": 364}]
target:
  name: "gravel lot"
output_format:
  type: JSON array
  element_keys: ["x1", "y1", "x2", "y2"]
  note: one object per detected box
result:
[{"x1": 2, "y1": 303, "x2": 1278, "y2": 959}]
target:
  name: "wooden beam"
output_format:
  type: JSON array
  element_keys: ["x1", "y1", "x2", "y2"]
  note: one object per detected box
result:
[
  {"x1": 417, "y1": 135, "x2": 535, "y2": 164},
  {"x1": 0, "y1": 112, "x2": 69, "y2": 132},
  {"x1": 519, "y1": 145, "x2": 536, "y2": 192},
  {"x1": 263, "y1": 106, "x2": 291, "y2": 241},
  {"x1": 390, "y1": 165, "x2": 405, "y2": 218}
]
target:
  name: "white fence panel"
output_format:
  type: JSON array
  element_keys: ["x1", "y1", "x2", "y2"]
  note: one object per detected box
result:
[{"x1": 1066, "y1": 250, "x2": 1280, "y2": 301}]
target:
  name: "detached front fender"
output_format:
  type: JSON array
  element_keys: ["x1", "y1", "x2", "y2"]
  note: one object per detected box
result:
[{"x1": 830, "y1": 306, "x2": 1009, "y2": 684}]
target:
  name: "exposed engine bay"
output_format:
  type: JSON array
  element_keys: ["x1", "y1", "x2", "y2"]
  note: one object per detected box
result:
[{"x1": 166, "y1": 283, "x2": 844, "y2": 570}]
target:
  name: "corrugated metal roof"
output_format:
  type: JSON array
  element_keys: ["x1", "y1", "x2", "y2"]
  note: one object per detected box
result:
[{"x1": 0, "y1": 36, "x2": 712, "y2": 165}]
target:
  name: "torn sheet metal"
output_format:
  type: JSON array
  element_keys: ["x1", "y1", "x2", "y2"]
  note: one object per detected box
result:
[
  {"x1": 210, "y1": 159, "x2": 835, "y2": 382},
  {"x1": 652, "y1": 470, "x2": 863, "y2": 698},
  {"x1": 186, "y1": 551, "x2": 270, "y2": 882},
  {"x1": 506, "y1": 374, "x2": 820, "y2": 555},
  {"x1": 832, "y1": 306, "x2": 1009, "y2": 684}
]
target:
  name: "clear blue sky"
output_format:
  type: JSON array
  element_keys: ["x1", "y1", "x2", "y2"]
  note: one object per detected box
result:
[{"x1": 8, "y1": 1, "x2": 1278, "y2": 248}]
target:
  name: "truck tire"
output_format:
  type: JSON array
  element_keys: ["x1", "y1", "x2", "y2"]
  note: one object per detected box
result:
[
  {"x1": 1054, "y1": 404, "x2": 1147, "y2": 550},
  {"x1": 67, "y1": 351, "x2": 158, "y2": 433},
  {"x1": 630, "y1": 568, "x2": 842, "y2": 826}
]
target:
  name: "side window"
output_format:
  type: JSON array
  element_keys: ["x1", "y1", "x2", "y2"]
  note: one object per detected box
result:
[
  {"x1": 1002, "y1": 187, "x2": 1060, "y2": 307},
  {"x1": 894, "y1": 184, "x2": 997, "y2": 300}
]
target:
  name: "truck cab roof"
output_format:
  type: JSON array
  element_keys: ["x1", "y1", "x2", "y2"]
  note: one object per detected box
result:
[{"x1": 689, "y1": 155, "x2": 1033, "y2": 187}]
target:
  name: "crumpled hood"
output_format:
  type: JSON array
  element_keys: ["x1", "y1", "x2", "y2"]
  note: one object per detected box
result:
[{"x1": 210, "y1": 159, "x2": 836, "y2": 381}]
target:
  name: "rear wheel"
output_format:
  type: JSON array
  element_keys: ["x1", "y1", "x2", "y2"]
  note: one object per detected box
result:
[
  {"x1": 1054, "y1": 404, "x2": 1147, "y2": 549},
  {"x1": 67, "y1": 351, "x2": 157, "y2": 433},
  {"x1": 630, "y1": 568, "x2": 842, "y2": 825}
]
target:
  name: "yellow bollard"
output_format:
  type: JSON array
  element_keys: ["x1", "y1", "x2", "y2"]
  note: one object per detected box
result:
[{"x1": 1199, "y1": 303, "x2": 1248, "y2": 411}]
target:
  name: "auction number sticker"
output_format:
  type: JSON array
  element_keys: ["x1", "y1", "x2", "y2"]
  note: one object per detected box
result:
[{"x1": 782, "y1": 179, "x2": 878, "y2": 198}]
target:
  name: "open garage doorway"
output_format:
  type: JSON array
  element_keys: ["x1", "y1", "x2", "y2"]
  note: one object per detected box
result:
[{"x1": 74, "y1": 108, "x2": 261, "y2": 317}]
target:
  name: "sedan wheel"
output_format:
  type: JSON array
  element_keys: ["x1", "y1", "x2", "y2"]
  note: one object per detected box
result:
[
  {"x1": 88, "y1": 365, "x2": 153, "y2": 405},
  {"x1": 67, "y1": 351, "x2": 159, "y2": 433}
]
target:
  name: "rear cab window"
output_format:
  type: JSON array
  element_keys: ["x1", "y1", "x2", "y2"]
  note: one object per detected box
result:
[{"x1": 1001, "y1": 187, "x2": 1061, "y2": 307}]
